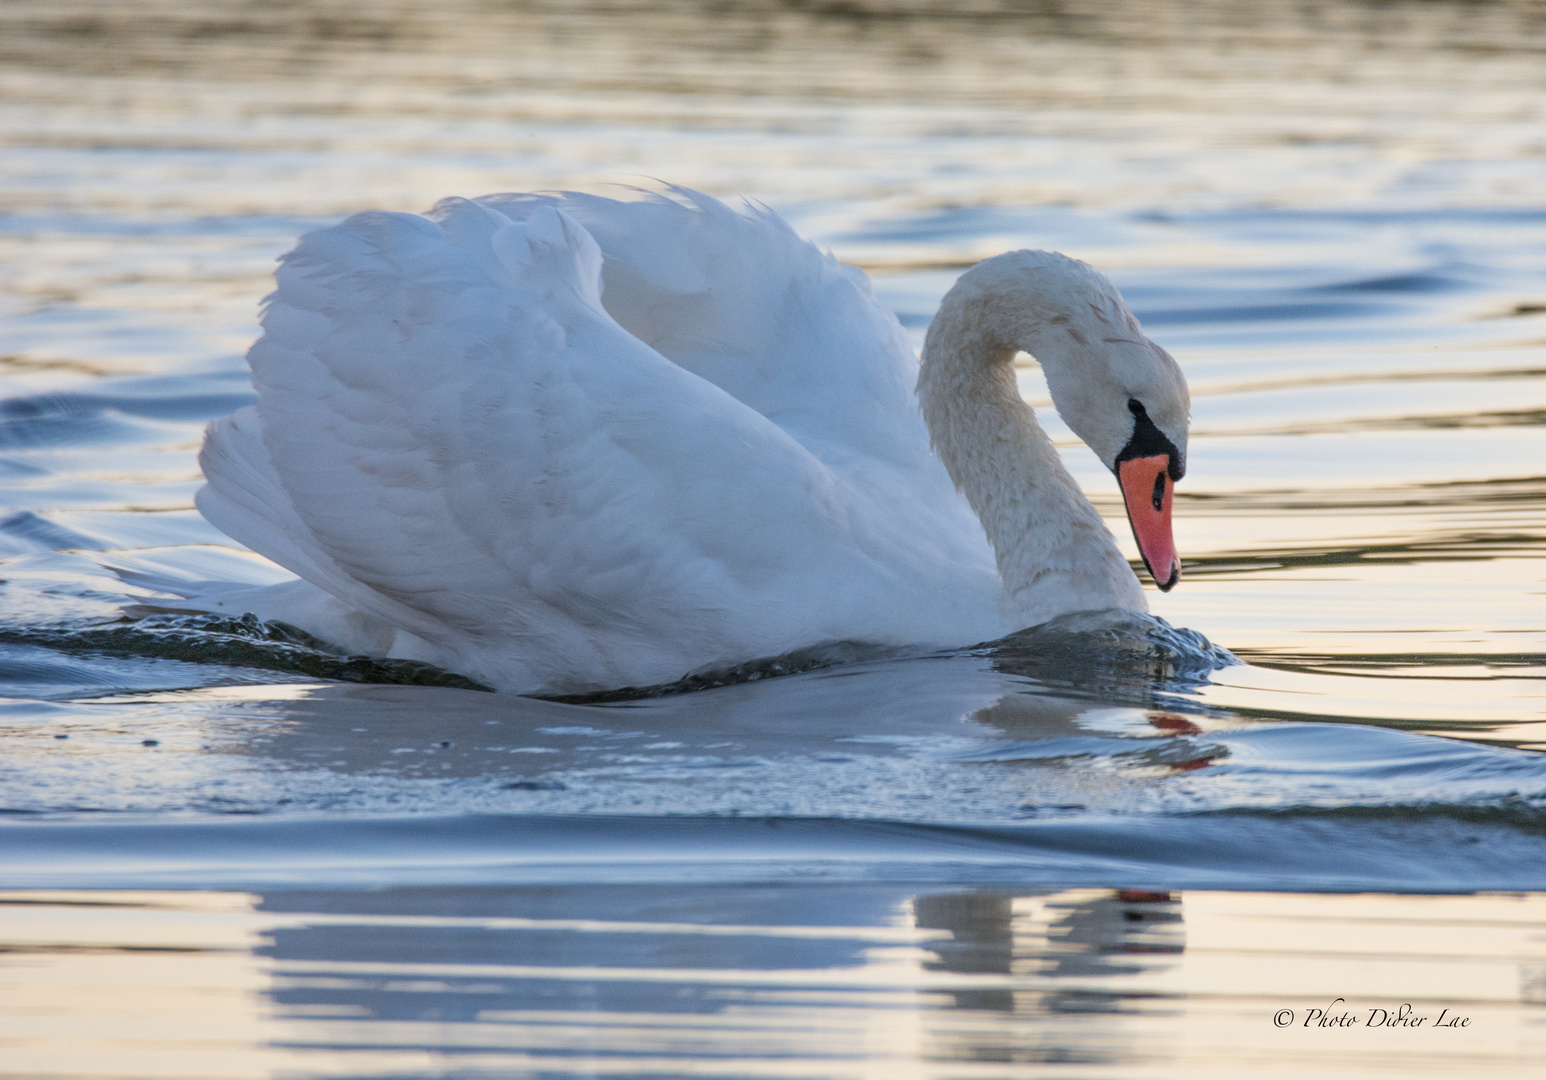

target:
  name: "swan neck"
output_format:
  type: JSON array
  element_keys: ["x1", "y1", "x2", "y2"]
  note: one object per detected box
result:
[{"x1": 917, "y1": 277, "x2": 1144, "y2": 624}]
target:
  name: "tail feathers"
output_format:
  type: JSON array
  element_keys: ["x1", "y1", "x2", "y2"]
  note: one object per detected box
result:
[
  {"x1": 424, "y1": 197, "x2": 605, "y2": 309},
  {"x1": 196, "y1": 407, "x2": 368, "y2": 607}
]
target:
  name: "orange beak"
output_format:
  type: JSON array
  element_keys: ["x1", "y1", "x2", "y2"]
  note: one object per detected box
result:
[{"x1": 1117, "y1": 454, "x2": 1180, "y2": 591}]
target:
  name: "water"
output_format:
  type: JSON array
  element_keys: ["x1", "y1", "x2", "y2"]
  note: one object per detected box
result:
[{"x1": 2, "y1": 2, "x2": 1545, "y2": 1075}]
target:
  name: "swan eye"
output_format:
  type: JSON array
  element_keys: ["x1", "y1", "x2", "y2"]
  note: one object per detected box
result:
[{"x1": 1128, "y1": 398, "x2": 1147, "y2": 418}]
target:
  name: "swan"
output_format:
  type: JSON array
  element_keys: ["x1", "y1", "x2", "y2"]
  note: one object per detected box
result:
[{"x1": 196, "y1": 188, "x2": 1189, "y2": 695}]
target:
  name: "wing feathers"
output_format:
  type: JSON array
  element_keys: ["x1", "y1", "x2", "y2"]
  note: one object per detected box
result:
[{"x1": 199, "y1": 189, "x2": 997, "y2": 692}]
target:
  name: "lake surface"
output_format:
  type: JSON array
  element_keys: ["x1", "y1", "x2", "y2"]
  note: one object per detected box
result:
[{"x1": 1, "y1": 2, "x2": 1544, "y2": 1076}]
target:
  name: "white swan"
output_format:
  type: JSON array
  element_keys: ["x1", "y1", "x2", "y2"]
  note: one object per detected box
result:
[{"x1": 196, "y1": 188, "x2": 1190, "y2": 695}]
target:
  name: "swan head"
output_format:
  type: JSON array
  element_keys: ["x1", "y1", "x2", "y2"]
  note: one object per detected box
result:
[{"x1": 933, "y1": 250, "x2": 1191, "y2": 591}]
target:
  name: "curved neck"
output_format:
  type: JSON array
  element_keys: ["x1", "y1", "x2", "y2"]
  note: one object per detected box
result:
[{"x1": 917, "y1": 279, "x2": 1145, "y2": 625}]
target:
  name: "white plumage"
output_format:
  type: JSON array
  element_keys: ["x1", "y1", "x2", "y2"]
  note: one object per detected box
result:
[{"x1": 198, "y1": 188, "x2": 1188, "y2": 694}]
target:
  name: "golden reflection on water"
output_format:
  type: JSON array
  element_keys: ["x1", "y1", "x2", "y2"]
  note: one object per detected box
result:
[
  {"x1": 3, "y1": 0, "x2": 1546, "y2": 219},
  {"x1": 4, "y1": 0, "x2": 1545, "y2": 107},
  {"x1": 2, "y1": 887, "x2": 1545, "y2": 1078}
]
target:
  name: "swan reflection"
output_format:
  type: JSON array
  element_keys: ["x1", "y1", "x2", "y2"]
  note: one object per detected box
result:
[
  {"x1": 194, "y1": 644, "x2": 1225, "y2": 819},
  {"x1": 247, "y1": 883, "x2": 1185, "y2": 1070},
  {"x1": 915, "y1": 889, "x2": 1184, "y2": 1016},
  {"x1": 10, "y1": 887, "x2": 1538, "y2": 1077}
]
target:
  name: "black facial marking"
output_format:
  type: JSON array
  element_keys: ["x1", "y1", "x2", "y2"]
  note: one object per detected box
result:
[
  {"x1": 1151, "y1": 470, "x2": 1166, "y2": 512},
  {"x1": 1117, "y1": 398, "x2": 1184, "y2": 480}
]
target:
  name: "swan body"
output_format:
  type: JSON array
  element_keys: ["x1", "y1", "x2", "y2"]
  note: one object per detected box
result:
[{"x1": 197, "y1": 188, "x2": 1190, "y2": 694}]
